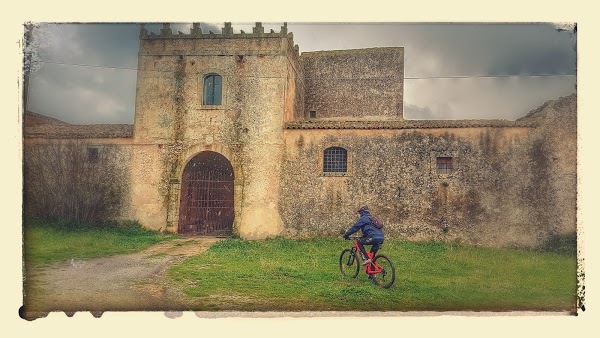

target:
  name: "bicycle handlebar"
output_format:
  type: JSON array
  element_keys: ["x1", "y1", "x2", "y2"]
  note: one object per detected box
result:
[{"x1": 344, "y1": 236, "x2": 362, "y2": 240}]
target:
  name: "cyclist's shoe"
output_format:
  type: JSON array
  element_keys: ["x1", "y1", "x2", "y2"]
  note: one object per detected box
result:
[{"x1": 362, "y1": 259, "x2": 372, "y2": 266}]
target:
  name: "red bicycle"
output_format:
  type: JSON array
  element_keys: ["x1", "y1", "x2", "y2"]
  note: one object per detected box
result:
[{"x1": 339, "y1": 237, "x2": 396, "y2": 288}]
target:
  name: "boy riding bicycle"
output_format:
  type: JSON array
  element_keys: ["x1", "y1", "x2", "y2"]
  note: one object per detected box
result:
[{"x1": 343, "y1": 205, "x2": 384, "y2": 265}]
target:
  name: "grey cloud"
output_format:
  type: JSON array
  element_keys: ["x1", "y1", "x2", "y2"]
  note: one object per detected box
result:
[
  {"x1": 397, "y1": 23, "x2": 575, "y2": 77},
  {"x1": 28, "y1": 60, "x2": 136, "y2": 124},
  {"x1": 404, "y1": 104, "x2": 438, "y2": 120},
  {"x1": 36, "y1": 23, "x2": 140, "y2": 69},
  {"x1": 287, "y1": 23, "x2": 575, "y2": 78},
  {"x1": 404, "y1": 74, "x2": 575, "y2": 121},
  {"x1": 488, "y1": 45, "x2": 575, "y2": 76},
  {"x1": 25, "y1": 23, "x2": 576, "y2": 124}
]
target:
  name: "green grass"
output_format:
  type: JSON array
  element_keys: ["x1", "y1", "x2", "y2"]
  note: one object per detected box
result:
[
  {"x1": 168, "y1": 238, "x2": 578, "y2": 312},
  {"x1": 23, "y1": 219, "x2": 178, "y2": 264}
]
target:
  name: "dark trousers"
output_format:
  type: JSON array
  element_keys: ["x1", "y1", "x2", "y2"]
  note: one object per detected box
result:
[{"x1": 357, "y1": 237, "x2": 384, "y2": 260}]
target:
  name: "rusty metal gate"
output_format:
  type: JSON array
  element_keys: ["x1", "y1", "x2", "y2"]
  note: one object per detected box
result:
[{"x1": 178, "y1": 152, "x2": 234, "y2": 236}]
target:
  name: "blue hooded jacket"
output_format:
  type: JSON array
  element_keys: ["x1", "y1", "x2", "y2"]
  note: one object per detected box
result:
[{"x1": 344, "y1": 210, "x2": 384, "y2": 239}]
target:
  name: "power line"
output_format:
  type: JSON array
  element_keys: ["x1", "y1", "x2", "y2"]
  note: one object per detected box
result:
[
  {"x1": 404, "y1": 74, "x2": 576, "y2": 79},
  {"x1": 39, "y1": 60, "x2": 137, "y2": 71},
  {"x1": 37, "y1": 60, "x2": 577, "y2": 80}
]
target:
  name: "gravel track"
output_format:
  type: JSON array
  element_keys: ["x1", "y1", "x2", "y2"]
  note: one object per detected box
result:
[{"x1": 22, "y1": 237, "x2": 221, "y2": 318}]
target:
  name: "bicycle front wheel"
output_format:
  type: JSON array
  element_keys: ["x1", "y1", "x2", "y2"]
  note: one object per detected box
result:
[
  {"x1": 339, "y1": 249, "x2": 360, "y2": 278},
  {"x1": 372, "y1": 255, "x2": 396, "y2": 288}
]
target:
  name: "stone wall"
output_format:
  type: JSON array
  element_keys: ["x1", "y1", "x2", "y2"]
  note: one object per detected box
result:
[
  {"x1": 280, "y1": 94, "x2": 577, "y2": 248},
  {"x1": 23, "y1": 137, "x2": 134, "y2": 224},
  {"x1": 517, "y1": 93, "x2": 577, "y2": 237},
  {"x1": 284, "y1": 47, "x2": 305, "y2": 122},
  {"x1": 301, "y1": 48, "x2": 404, "y2": 120}
]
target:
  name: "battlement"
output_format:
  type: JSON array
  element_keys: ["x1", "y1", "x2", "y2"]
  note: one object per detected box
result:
[
  {"x1": 139, "y1": 22, "x2": 292, "y2": 40},
  {"x1": 140, "y1": 22, "x2": 299, "y2": 57}
]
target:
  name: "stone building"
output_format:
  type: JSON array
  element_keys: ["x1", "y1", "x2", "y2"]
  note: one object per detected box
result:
[{"x1": 23, "y1": 23, "x2": 577, "y2": 248}]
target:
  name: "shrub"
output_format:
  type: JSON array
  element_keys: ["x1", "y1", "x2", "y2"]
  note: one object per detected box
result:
[{"x1": 23, "y1": 140, "x2": 128, "y2": 225}]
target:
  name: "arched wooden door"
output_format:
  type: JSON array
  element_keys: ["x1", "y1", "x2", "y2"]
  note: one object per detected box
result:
[{"x1": 178, "y1": 151, "x2": 234, "y2": 236}]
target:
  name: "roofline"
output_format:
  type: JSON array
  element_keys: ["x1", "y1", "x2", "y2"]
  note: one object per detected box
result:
[
  {"x1": 24, "y1": 124, "x2": 134, "y2": 139},
  {"x1": 300, "y1": 47, "x2": 404, "y2": 57},
  {"x1": 24, "y1": 111, "x2": 70, "y2": 125},
  {"x1": 285, "y1": 119, "x2": 537, "y2": 130}
]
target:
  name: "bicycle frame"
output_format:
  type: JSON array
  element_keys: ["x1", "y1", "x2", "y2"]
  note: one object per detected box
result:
[{"x1": 351, "y1": 240, "x2": 383, "y2": 275}]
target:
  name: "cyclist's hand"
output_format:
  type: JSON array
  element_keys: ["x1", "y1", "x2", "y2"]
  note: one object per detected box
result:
[{"x1": 343, "y1": 235, "x2": 349, "y2": 240}]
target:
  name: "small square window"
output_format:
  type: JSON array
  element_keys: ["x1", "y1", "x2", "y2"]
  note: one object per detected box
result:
[
  {"x1": 88, "y1": 147, "x2": 99, "y2": 163},
  {"x1": 309, "y1": 111, "x2": 317, "y2": 118},
  {"x1": 436, "y1": 157, "x2": 453, "y2": 175}
]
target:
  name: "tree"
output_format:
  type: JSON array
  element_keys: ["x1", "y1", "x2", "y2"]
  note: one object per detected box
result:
[{"x1": 22, "y1": 23, "x2": 42, "y2": 112}]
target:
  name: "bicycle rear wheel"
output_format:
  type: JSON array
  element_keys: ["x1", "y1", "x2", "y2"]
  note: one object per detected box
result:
[
  {"x1": 372, "y1": 255, "x2": 395, "y2": 288},
  {"x1": 339, "y1": 248, "x2": 360, "y2": 278}
]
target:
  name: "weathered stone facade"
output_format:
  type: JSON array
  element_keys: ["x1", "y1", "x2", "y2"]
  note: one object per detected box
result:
[
  {"x1": 281, "y1": 112, "x2": 575, "y2": 249},
  {"x1": 302, "y1": 48, "x2": 404, "y2": 119},
  {"x1": 23, "y1": 23, "x2": 577, "y2": 248},
  {"x1": 129, "y1": 23, "x2": 300, "y2": 238}
]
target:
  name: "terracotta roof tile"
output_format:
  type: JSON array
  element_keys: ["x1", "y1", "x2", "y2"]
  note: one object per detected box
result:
[
  {"x1": 285, "y1": 119, "x2": 536, "y2": 130},
  {"x1": 24, "y1": 111, "x2": 69, "y2": 126}
]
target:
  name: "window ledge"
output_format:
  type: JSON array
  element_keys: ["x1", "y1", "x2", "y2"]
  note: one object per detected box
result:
[
  {"x1": 323, "y1": 172, "x2": 350, "y2": 177},
  {"x1": 200, "y1": 105, "x2": 225, "y2": 110},
  {"x1": 436, "y1": 173, "x2": 455, "y2": 179}
]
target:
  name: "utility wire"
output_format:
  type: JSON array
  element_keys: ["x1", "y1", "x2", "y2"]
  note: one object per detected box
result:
[
  {"x1": 404, "y1": 74, "x2": 576, "y2": 79},
  {"x1": 39, "y1": 60, "x2": 137, "y2": 71},
  {"x1": 37, "y1": 60, "x2": 577, "y2": 80}
]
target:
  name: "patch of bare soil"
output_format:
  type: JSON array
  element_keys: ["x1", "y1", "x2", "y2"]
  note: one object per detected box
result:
[{"x1": 22, "y1": 237, "x2": 221, "y2": 319}]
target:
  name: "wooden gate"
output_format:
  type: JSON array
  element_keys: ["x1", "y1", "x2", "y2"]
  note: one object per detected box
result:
[{"x1": 178, "y1": 151, "x2": 234, "y2": 236}]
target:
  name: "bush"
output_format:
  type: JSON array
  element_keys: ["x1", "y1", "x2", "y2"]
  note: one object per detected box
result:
[{"x1": 23, "y1": 140, "x2": 128, "y2": 225}]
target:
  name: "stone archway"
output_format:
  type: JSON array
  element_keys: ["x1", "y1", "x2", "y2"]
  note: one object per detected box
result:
[{"x1": 178, "y1": 151, "x2": 234, "y2": 236}]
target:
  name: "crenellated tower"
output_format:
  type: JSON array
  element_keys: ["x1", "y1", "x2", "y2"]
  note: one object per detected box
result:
[{"x1": 131, "y1": 22, "x2": 302, "y2": 239}]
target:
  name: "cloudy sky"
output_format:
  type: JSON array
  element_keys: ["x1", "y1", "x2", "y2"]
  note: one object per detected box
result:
[{"x1": 25, "y1": 22, "x2": 576, "y2": 124}]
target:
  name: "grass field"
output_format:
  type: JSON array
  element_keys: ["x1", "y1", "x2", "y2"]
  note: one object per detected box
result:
[
  {"x1": 22, "y1": 222, "x2": 578, "y2": 312},
  {"x1": 23, "y1": 219, "x2": 178, "y2": 264},
  {"x1": 169, "y1": 238, "x2": 578, "y2": 312}
]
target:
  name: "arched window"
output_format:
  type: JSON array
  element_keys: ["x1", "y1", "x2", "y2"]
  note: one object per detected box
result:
[
  {"x1": 203, "y1": 74, "x2": 222, "y2": 105},
  {"x1": 323, "y1": 147, "x2": 348, "y2": 173}
]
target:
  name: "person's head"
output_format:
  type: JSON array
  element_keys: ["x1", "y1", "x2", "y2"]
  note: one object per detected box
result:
[{"x1": 357, "y1": 205, "x2": 369, "y2": 215}]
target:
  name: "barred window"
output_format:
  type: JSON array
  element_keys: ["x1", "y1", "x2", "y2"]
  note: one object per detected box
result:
[
  {"x1": 436, "y1": 157, "x2": 453, "y2": 175},
  {"x1": 203, "y1": 74, "x2": 222, "y2": 105},
  {"x1": 323, "y1": 147, "x2": 347, "y2": 173}
]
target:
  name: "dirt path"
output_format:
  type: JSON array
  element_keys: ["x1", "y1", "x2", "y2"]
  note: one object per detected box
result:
[{"x1": 23, "y1": 237, "x2": 221, "y2": 318}]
